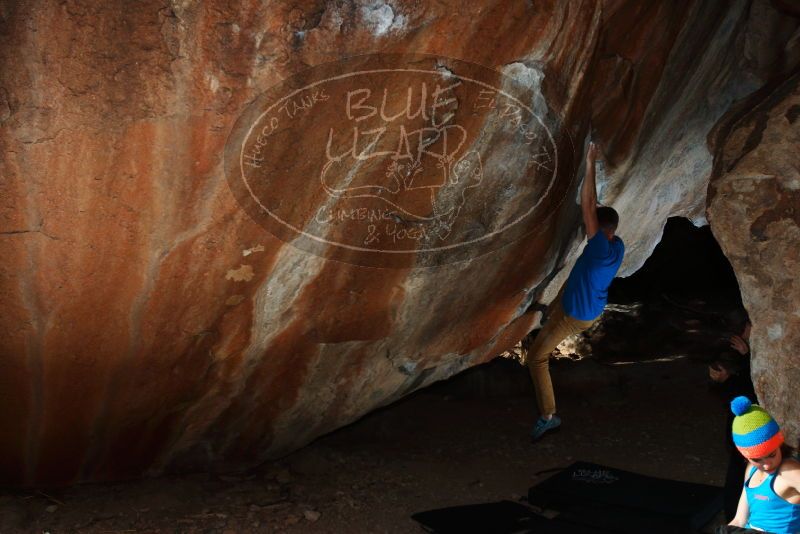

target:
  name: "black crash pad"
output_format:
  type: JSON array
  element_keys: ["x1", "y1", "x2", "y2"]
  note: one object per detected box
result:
[
  {"x1": 411, "y1": 500, "x2": 604, "y2": 534},
  {"x1": 526, "y1": 461, "x2": 723, "y2": 533},
  {"x1": 412, "y1": 461, "x2": 723, "y2": 533}
]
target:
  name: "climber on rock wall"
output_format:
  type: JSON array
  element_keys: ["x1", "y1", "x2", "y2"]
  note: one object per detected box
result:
[{"x1": 526, "y1": 141, "x2": 625, "y2": 442}]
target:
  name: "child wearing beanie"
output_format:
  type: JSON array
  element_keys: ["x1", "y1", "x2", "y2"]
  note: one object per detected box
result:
[{"x1": 728, "y1": 396, "x2": 800, "y2": 533}]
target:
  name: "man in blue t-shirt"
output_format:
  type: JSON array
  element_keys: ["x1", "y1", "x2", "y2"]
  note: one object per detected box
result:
[{"x1": 527, "y1": 142, "x2": 625, "y2": 441}]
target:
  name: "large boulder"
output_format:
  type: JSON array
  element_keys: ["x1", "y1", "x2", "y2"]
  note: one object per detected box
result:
[
  {"x1": 708, "y1": 70, "x2": 800, "y2": 445},
  {"x1": 0, "y1": 0, "x2": 797, "y2": 485}
]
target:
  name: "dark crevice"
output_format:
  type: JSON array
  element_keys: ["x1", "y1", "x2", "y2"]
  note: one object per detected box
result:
[
  {"x1": 0, "y1": 229, "x2": 60, "y2": 240},
  {"x1": 786, "y1": 104, "x2": 800, "y2": 123}
]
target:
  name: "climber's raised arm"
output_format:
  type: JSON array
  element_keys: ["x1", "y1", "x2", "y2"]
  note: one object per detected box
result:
[{"x1": 581, "y1": 142, "x2": 600, "y2": 239}]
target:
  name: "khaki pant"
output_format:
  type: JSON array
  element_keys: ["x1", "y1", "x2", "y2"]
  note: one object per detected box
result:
[{"x1": 525, "y1": 296, "x2": 595, "y2": 416}]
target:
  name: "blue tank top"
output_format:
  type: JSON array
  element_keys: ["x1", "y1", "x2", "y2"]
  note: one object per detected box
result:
[
  {"x1": 562, "y1": 232, "x2": 624, "y2": 321},
  {"x1": 745, "y1": 465, "x2": 800, "y2": 533}
]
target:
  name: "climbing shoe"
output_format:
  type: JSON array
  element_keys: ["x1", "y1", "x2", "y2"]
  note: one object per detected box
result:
[{"x1": 530, "y1": 415, "x2": 561, "y2": 442}]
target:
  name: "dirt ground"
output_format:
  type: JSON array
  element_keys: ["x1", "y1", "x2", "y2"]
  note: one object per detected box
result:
[{"x1": 0, "y1": 353, "x2": 731, "y2": 533}]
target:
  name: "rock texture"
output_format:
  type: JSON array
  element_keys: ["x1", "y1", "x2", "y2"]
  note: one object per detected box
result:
[
  {"x1": 0, "y1": 0, "x2": 798, "y2": 485},
  {"x1": 708, "y1": 70, "x2": 800, "y2": 445}
]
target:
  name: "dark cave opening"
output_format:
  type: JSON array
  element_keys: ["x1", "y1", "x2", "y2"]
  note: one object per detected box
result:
[
  {"x1": 613, "y1": 217, "x2": 742, "y2": 308},
  {"x1": 590, "y1": 216, "x2": 748, "y2": 364},
  {"x1": 437, "y1": 216, "x2": 750, "y2": 399}
]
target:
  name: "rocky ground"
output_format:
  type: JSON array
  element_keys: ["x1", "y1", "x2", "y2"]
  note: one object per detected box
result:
[{"x1": 0, "y1": 352, "x2": 730, "y2": 533}]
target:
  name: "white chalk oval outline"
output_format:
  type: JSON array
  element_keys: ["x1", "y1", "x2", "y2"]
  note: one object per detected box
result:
[{"x1": 239, "y1": 66, "x2": 558, "y2": 254}]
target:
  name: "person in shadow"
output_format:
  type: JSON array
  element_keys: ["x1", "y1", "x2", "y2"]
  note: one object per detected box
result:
[{"x1": 709, "y1": 313, "x2": 756, "y2": 522}]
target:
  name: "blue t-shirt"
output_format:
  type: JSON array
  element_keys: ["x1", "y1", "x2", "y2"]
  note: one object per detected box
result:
[{"x1": 562, "y1": 232, "x2": 625, "y2": 321}]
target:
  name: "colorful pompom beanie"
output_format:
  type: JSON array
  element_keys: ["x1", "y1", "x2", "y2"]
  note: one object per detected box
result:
[{"x1": 730, "y1": 396, "x2": 784, "y2": 458}]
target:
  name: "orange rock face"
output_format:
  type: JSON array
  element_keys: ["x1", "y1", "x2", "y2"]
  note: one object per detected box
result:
[{"x1": 0, "y1": 1, "x2": 797, "y2": 485}]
